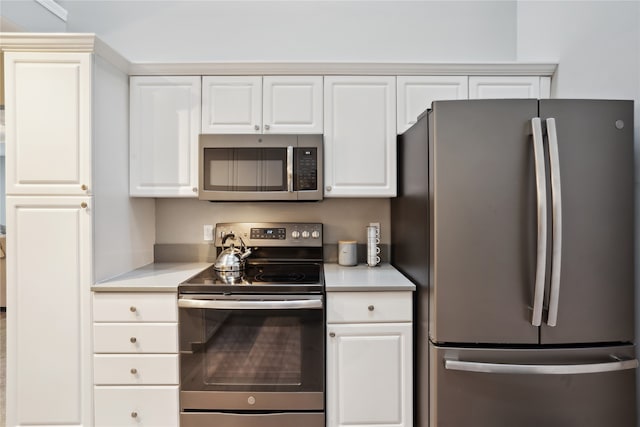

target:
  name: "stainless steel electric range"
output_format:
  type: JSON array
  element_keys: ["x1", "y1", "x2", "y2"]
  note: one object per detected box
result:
[{"x1": 178, "y1": 222, "x2": 325, "y2": 427}]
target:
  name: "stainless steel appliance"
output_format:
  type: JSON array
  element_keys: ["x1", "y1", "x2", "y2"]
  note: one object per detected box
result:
[
  {"x1": 390, "y1": 99, "x2": 638, "y2": 427},
  {"x1": 179, "y1": 222, "x2": 325, "y2": 427},
  {"x1": 198, "y1": 134, "x2": 323, "y2": 201}
]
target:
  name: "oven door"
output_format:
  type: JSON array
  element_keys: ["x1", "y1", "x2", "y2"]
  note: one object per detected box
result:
[{"x1": 178, "y1": 294, "x2": 324, "y2": 411}]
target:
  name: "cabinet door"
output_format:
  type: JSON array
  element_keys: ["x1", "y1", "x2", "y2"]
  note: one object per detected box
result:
[
  {"x1": 263, "y1": 76, "x2": 323, "y2": 133},
  {"x1": 469, "y1": 76, "x2": 541, "y2": 99},
  {"x1": 130, "y1": 76, "x2": 201, "y2": 197},
  {"x1": 326, "y1": 323, "x2": 412, "y2": 427},
  {"x1": 397, "y1": 76, "x2": 468, "y2": 133},
  {"x1": 5, "y1": 52, "x2": 92, "y2": 196},
  {"x1": 94, "y1": 386, "x2": 179, "y2": 427},
  {"x1": 324, "y1": 76, "x2": 397, "y2": 197},
  {"x1": 202, "y1": 76, "x2": 262, "y2": 133},
  {"x1": 6, "y1": 196, "x2": 93, "y2": 426}
]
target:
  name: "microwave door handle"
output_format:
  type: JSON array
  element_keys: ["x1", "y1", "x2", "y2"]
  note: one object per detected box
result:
[{"x1": 287, "y1": 146, "x2": 294, "y2": 192}]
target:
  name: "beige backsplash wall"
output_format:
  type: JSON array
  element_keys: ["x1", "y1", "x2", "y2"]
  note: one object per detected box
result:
[{"x1": 155, "y1": 198, "x2": 391, "y2": 245}]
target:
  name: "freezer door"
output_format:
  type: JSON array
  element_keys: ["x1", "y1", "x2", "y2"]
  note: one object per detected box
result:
[
  {"x1": 430, "y1": 99, "x2": 540, "y2": 344},
  {"x1": 431, "y1": 344, "x2": 637, "y2": 427},
  {"x1": 539, "y1": 100, "x2": 635, "y2": 344}
]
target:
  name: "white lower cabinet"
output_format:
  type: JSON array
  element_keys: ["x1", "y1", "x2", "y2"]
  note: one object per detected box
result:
[
  {"x1": 326, "y1": 292, "x2": 413, "y2": 427},
  {"x1": 93, "y1": 292, "x2": 179, "y2": 427},
  {"x1": 94, "y1": 386, "x2": 179, "y2": 427},
  {"x1": 6, "y1": 197, "x2": 93, "y2": 426}
]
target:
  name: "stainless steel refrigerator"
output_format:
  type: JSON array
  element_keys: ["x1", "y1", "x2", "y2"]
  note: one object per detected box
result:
[{"x1": 390, "y1": 99, "x2": 638, "y2": 427}]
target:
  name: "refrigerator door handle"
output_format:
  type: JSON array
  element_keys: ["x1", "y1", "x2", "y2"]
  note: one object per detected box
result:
[
  {"x1": 546, "y1": 118, "x2": 562, "y2": 327},
  {"x1": 444, "y1": 357, "x2": 638, "y2": 375},
  {"x1": 531, "y1": 118, "x2": 547, "y2": 327}
]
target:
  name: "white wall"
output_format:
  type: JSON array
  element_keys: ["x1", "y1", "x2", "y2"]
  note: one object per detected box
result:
[
  {"x1": 62, "y1": 1, "x2": 517, "y2": 62},
  {"x1": 155, "y1": 198, "x2": 390, "y2": 244},
  {"x1": 0, "y1": 0, "x2": 66, "y2": 32}
]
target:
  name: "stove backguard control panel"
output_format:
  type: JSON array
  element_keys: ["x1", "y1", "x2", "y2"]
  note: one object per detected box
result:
[{"x1": 214, "y1": 222, "x2": 323, "y2": 248}]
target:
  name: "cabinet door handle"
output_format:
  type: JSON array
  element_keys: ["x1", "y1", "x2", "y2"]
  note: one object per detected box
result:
[
  {"x1": 131, "y1": 411, "x2": 138, "y2": 418},
  {"x1": 130, "y1": 337, "x2": 137, "y2": 344},
  {"x1": 81, "y1": 184, "x2": 88, "y2": 191},
  {"x1": 130, "y1": 368, "x2": 138, "y2": 375},
  {"x1": 368, "y1": 305, "x2": 375, "y2": 311},
  {"x1": 129, "y1": 306, "x2": 137, "y2": 313},
  {"x1": 265, "y1": 124, "x2": 270, "y2": 131},
  {"x1": 329, "y1": 332, "x2": 336, "y2": 338},
  {"x1": 254, "y1": 125, "x2": 260, "y2": 131},
  {"x1": 80, "y1": 202, "x2": 88, "y2": 209}
]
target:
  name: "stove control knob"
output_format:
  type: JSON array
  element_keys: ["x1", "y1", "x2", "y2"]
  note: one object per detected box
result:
[
  {"x1": 302, "y1": 231, "x2": 310, "y2": 239},
  {"x1": 311, "y1": 230, "x2": 320, "y2": 239},
  {"x1": 291, "y1": 230, "x2": 301, "y2": 239}
]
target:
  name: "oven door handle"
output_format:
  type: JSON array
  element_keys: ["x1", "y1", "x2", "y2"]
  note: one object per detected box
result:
[{"x1": 178, "y1": 298, "x2": 323, "y2": 310}]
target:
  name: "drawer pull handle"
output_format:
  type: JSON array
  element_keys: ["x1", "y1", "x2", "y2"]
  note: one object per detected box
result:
[
  {"x1": 130, "y1": 337, "x2": 137, "y2": 344},
  {"x1": 368, "y1": 305, "x2": 375, "y2": 311},
  {"x1": 329, "y1": 332, "x2": 336, "y2": 338},
  {"x1": 130, "y1": 306, "x2": 137, "y2": 313},
  {"x1": 131, "y1": 411, "x2": 138, "y2": 418},
  {"x1": 130, "y1": 368, "x2": 138, "y2": 375}
]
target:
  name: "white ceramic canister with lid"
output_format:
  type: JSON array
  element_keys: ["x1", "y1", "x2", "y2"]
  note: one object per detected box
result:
[{"x1": 338, "y1": 240, "x2": 358, "y2": 266}]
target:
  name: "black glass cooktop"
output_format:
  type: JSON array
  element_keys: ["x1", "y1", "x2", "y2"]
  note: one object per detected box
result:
[{"x1": 180, "y1": 262, "x2": 324, "y2": 294}]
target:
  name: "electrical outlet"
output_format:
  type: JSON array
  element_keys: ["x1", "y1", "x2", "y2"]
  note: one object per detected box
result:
[{"x1": 203, "y1": 225, "x2": 214, "y2": 241}]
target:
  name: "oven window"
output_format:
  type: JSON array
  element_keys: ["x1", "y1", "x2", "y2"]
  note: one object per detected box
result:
[
  {"x1": 204, "y1": 148, "x2": 287, "y2": 192},
  {"x1": 180, "y1": 307, "x2": 323, "y2": 392}
]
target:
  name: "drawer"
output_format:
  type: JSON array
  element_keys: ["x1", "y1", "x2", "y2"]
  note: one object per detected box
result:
[
  {"x1": 94, "y1": 323, "x2": 178, "y2": 353},
  {"x1": 327, "y1": 291, "x2": 412, "y2": 323},
  {"x1": 93, "y1": 292, "x2": 177, "y2": 322},
  {"x1": 94, "y1": 386, "x2": 179, "y2": 427},
  {"x1": 94, "y1": 354, "x2": 179, "y2": 385}
]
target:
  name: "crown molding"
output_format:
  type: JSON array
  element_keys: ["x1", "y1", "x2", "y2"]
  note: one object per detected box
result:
[
  {"x1": 0, "y1": 32, "x2": 130, "y2": 73},
  {"x1": 128, "y1": 61, "x2": 557, "y2": 76}
]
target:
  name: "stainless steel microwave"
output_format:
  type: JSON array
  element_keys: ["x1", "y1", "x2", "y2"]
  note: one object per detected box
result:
[{"x1": 198, "y1": 134, "x2": 323, "y2": 201}]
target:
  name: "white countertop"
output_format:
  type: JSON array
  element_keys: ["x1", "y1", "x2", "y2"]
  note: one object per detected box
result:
[
  {"x1": 93, "y1": 262, "x2": 212, "y2": 292},
  {"x1": 93, "y1": 261, "x2": 414, "y2": 292},
  {"x1": 324, "y1": 263, "x2": 416, "y2": 292}
]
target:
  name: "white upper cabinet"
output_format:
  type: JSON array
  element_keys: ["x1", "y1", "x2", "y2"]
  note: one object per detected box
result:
[
  {"x1": 5, "y1": 52, "x2": 92, "y2": 196},
  {"x1": 469, "y1": 76, "x2": 547, "y2": 99},
  {"x1": 130, "y1": 76, "x2": 201, "y2": 197},
  {"x1": 397, "y1": 76, "x2": 469, "y2": 133},
  {"x1": 263, "y1": 76, "x2": 323, "y2": 133},
  {"x1": 324, "y1": 76, "x2": 397, "y2": 197},
  {"x1": 201, "y1": 76, "x2": 262, "y2": 133},
  {"x1": 201, "y1": 76, "x2": 323, "y2": 134}
]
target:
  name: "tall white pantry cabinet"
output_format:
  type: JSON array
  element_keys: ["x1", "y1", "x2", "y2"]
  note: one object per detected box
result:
[{"x1": 2, "y1": 35, "x2": 155, "y2": 427}]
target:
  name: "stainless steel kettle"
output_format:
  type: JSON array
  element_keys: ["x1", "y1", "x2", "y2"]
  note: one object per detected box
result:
[{"x1": 214, "y1": 234, "x2": 253, "y2": 271}]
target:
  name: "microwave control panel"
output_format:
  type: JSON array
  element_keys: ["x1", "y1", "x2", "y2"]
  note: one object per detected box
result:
[{"x1": 295, "y1": 148, "x2": 318, "y2": 191}]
